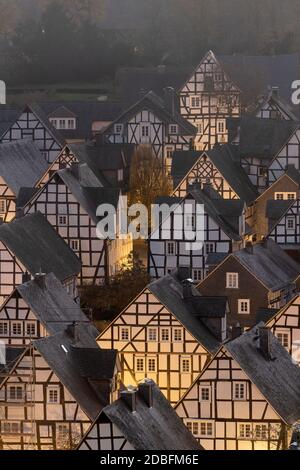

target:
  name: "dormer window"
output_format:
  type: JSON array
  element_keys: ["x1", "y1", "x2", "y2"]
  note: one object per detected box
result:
[
  {"x1": 169, "y1": 124, "x2": 178, "y2": 135},
  {"x1": 49, "y1": 117, "x2": 76, "y2": 130},
  {"x1": 114, "y1": 124, "x2": 124, "y2": 135}
]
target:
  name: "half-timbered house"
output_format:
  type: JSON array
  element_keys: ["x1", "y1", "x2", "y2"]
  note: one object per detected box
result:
[
  {"x1": 102, "y1": 91, "x2": 196, "y2": 167},
  {"x1": 254, "y1": 87, "x2": 298, "y2": 121},
  {"x1": 171, "y1": 144, "x2": 258, "y2": 203},
  {"x1": 78, "y1": 379, "x2": 202, "y2": 451},
  {"x1": 266, "y1": 295, "x2": 300, "y2": 366},
  {"x1": 267, "y1": 196, "x2": 300, "y2": 254},
  {"x1": 24, "y1": 164, "x2": 132, "y2": 284},
  {"x1": 246, "y1": 165, "x2": 300, "y2": 242},
  {"x1": 0, "y1": 324, "x2": 120, "y2": 450},
  {"x1": 179, "y1": 51, "x2": 241, "y2": 151},
  {"x1": 0, "y1": 140, "x2": 48, "y2": 222},
  {"x1": 175, "y1": 324, "x2": 300, "y2": 450},
  {"x1": 0, "y1": 211, "x2": 81, "y2": 303},
  {"x1": 198, "y1": 239, "x2": 300, "y2": 329},
  {"x1": 98, "y1": 267, "x2": 228, "y2": 405},
  {"x1": 0, "y1": 272, "x2": 97, "y2": 347},
  {"x1": 233, "y1": 116, "x2": 299, "y2": 192},
  {"x1": 0, "y1": 104, "x2": 65, "y2": 163},
  {"x1": 149, "y1": 184, "x2": 244, "y2": 281}
]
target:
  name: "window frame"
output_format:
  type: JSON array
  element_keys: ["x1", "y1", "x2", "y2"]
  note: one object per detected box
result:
[
  {"x1": 0, "y1": 320, "x2": 8, "y2": 337},
  {"x1": 147, "y1": 327, "x2": 158, "y2": 342},
  {"x1": 11, "y1": 321, "x2": 22, "y2": 337},
  {"x1": 180, "y1": 356, "x2": 191, "y2": 374},
  {"x1": 166, "y1": 241, "x2": 176, "y2": 256},
  {"x1": 114, "y1": 123, "x2": 124, "y2": 135},
  {"x1": 190, "y1": 95, "x2": 201, "y2": 109},
  {"x1": 172, "y1": 327, "x2": 183, "y2": 343},
  {"x1": 238, "y1": 299, "x2": 250, "y2": 315},
  {"x1": 226, "y1": 272, "x2": 239, "y2": 289},
  {"x1": 233, "y1": 381, "x2": 247, "y2": 401},
  {"x1": 169, "y1": 124, "x2": 178, "y2": 135},
  {"x1": 160, "y1": 327, "x2": 170, "y2": 343},
  {"x1": 47, "y1": 385, "x2": 61, "y2": 404},
  {"x1": 120, "y1": 326, "x2": 130, "y2": 342},
  {"x1": 199, "y1": 385, "x2": 211, "y2": 402}
]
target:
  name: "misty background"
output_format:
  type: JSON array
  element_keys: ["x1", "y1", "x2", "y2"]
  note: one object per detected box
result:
[{"x1": 0, "y1": 0, "x2": 300, "y2": 86}]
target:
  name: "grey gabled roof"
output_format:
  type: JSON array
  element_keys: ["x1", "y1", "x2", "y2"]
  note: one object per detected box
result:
[
  {"x1": 188, "y1": 184, "x2": 244, "y2": 241},
  {"x1": 101, "y1": 381, "x2": 202, "y2": 450},
  {"x1": 235, "y1": 116, "x2": 299, "y2": 160},
  {"x1": 254, "y1": 88, "x2": 299, "y2": 121},
  {"x1": 226, "y1": 323, "x2": 300, "y2": 425},
  {"x1": 149, "y1": 271, "x2": 222, "y2": 353},
  {"x1": 233, "y1": 239, "x2": 300, "y2": 292},
  {"x1": 0, "y1": 140, "x2": 49, "y2": 195},
  {"x1": 285, "y1": 165, "x2": 300, "y2": 186},
  {"x1": 0, "y1": 106, "x2": 21, "y2": 138},
  {"x1": 266, "y1": 200, "x2": 294, "y2": 232},
  {"x1": 34, "y1": 325, "x2": 117, "y2": 420},
  {"x1": 104, "y1": 91, "x2": 197, "y2": 137},
  {"x1": 16, "y1": 272, "x2": 98, "y2": 337},
  {"x1": 256, "y1": 308, "x2": 279, "y2": 324},
  {"x1": 0, "y1": 212, "x2": 81, "y2": 281},
  {"x1": 57, "y1": 166, "x2": 120, "y2": 225},
  {"x1": 172, "y1": 145, "x2": 258, "y2": 204}
]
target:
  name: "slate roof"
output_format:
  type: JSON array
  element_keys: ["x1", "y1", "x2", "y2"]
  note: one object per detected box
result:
[
  {"x1": 27, "y1": 103, "x2": 65, "y2": 147},
  {"x1": 0, "y1": 140, "x2": 49, "y2": 195},
  {"x1": 254, "y1": 88, "x2": 299, "y2": 121},
  {"x1": 16, "y1": 187, "x2": 40, "y2": 209},
  {"x1": 172, "y1": 145, "x2": 258, "y2": 204},
  {"x1": 104, "y1": 91, "x2": 197, "y2": 137},
  {"x1": 149, "y1": 270, "x2": 223, "y2": 353},
  {"x1": 233, "y1": 239, "x2": 300, "y2": 292},
  {"x1": 0, "y1": 212, "x2": 81, "y2": 281},
  {"x1": 40, "y1": 101, "x2": 123, "y2": 141},
  {"x1": 0, "y1": 106, "x2": 20, "y2": 138},
  {"x1": 266, "y1": 200, "x2": 294, "y2": 232},
  {"x1": 256, "y1": 308, "x2": 279, "y2": 324},
  {"x1": 234, "y1": 116, "x2": 299, "y2": 160},
  {"x1": 98, "y1": 380, "x2": 202, "y2": 450},
  {"x1": 285, "y1": 165, "x2": 300, "y2": 186},
  {"x1": 16, "y1": 272, "x2": 98, "y2": 337},
  {"x1": 219, "y1": 53, "x2": 300, "y2": 105},
  {"x1": 226, "y1": 323, "x2": 300, "y2": 425},
  {"x1": 34, "y1": 324, "x2": 118, "y2": 420},
  {"x1": 56, "y1": 166, "x2": 120, "y2": 225}
]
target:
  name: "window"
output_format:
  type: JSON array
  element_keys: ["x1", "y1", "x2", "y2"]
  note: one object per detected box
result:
[
  {"x1": 190, "y1": 96, "x2": 201, "y2": 109},
  {"x1": 239, "y1": 423, "x2": 252, "y2": 439},
  {"x1": 197, "y1": 122, "x2": 202, "y2": 135},
  {"x1": 226, "y1": 272, "x2": 239, "y2": 289},
  {"x1": 50, "y1": 119, "x2": 57, "y2": 129},
  {"x1": 59, "y1": 119, "x2": 66, "y2": 130},
  {"x1": 47, "y1": 386, "x2": 60, "y2": 404},
  {"x1": 193, "y1": 269, "x2": 202, "y2": 282},
  {"x1": 11, "y1": 322, "x2": 22, "y2": 336},
  {"x1": 25, "y1": 322, "x2": 36, "y2": 337},
  {"x1": 117, "y1": 169, "x2": 124, "y2": 182},
  {"x1": 214, "y1": 73, "x2": 223, "y2": 82},
  {"x1": 205, "y1": 242, "x2": 215, "y2": 254},
  {"x1": 71, "y1": 240, "x2": 79, "y2": 251},
  {"x1": 173, "y1": 328, "x2": 183, "y2": 342},
  {"x1": 169, "y1": 124, "x2": 178, "y2": 135},
  {"x1": 187, "y1": 420, "x2": 214, "y2": 437},
  {"x1": 254, "y1": 424, "x2": 269, "y2": 440},
  {"x1": 141, "y1": 125, "x2": 150, "y2": 137},
  {"x1": 200, "y1": 421, "x2": 213, "y2": 437},
  {"x1": 181, "y1": 356, "x2": 191, "y2": 373},
  {"x1": 234, "y1": 382, "x2": 247, "y2": 400},
  {"x1": 287, "y1": 193, "x2": 296, "y2": 200},
  {"x1": 120, "y1": 327, "x2": 130, "y2": 341},
  {"x1": 238, "y1": 299, "x2": 250, "y2": 314},
  {"x1": 147, "y1": 357, "x2": 157, "y2": 372},
  {"x1": 185, "y1": 214, "x2": 195, "y2": 229},
  {"x1": 0, "y1": 199, "x2": 6, "y2": 214},
  {"x1": 258, "y1": 166, "x2": 266, "y2": 177},
  {"x1": 276, "y1": 331, "x2": 290, "y2": 349},
  {"x1": 1, "y1": 422, "x2": 21, "y2": 435},
  {"x1": 200, "y1": 386, "x2": 211, "y2": 402},
  {"x1": 165, "y1": 146, "x2": 174, "y2": 159},
  {"x1": 217, "y1": 120, "x2": 226, "y2": 134},
  {"x1": 0, "y1": 321, "x2": 8, "y2": 336},
  {"x1": 148, "y1": 328, "x2": 158, "y2": 342},
  {"x1": 67, "y1": 119, "x2": 75, "y2": 129},
  {"x1": 114, "y1": 123, "x2": 123, "y2": 135},
  {"x1": 275, "y1": 192, "x2": 284, "y2": 200},
  {"x1": 166, "y1": 241, "x2": 176, "y2": 255},
  {"x1": 160, "y1": 328, "x2": 170, "y2": 342},
  {"x1": 275, "y1": 192, "x2": 296, "y2": 200},
  {"x1": 8, "y1": 385, "x2": 24, "y2": 402},
  {"x1": 286, "y1": 217, "x2": 296, "y2": 231},
  {"x1": 136, "y1": 357, "x2": 145, "y2": 372},
  {"x1": 58, "y1": 215, "x2": 67, "y2": 226},
  {"x1": 56, "y1": 424, "x2": 69, "y2": 443}
]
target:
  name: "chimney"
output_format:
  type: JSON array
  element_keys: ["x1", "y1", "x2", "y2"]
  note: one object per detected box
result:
[
  {"x1": 258, "y1": 326, "x2": 272, "y2": 360},
  {"x1": 22, "y1": 272, "x2": 31, "y2": 284},
  {"x1": 231, "y1": 323, "x2": 243, "y2": 340},
  {"x1": 245, "y1": 241, "x2": 253, "y2": 254},
  {"x1": 271, "y1": 86, "x2": 279, "y2": 99},
  {"x1": 34, "y1": 271, "x2": 46, "y2": 289},
  {"x1": 66, "y1": 322, "x2": 80, "y2": 343},
  {"x1": 177, "y1": 266, "x2": 191, "y2": 282},
  {"x1": 120, "y1": 387, "x2": 137, "y2": 413},
  {"x1": 70, "y1": 163, "x2": 80, "y2": 180},
  {"x1": 138, "y1": 379, "x2": 154, "y2": 408},
  {"x1": 182, "y1": 279, "x2": 194, "y2": 300},
  {"x1": 163, "y1": 87, "x2": 176, "y2": 117}
]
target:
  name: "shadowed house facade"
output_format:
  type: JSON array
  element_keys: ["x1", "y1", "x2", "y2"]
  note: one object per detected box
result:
[
  {"x1": 175, "y1": 324, "x2": 300, "y2": 450},
  {"x1": 98, "y1": 268, "x2": 228, "y2": 405},
  {"x1": 24, "y1": 164, "x2": 132, "y2": 285},
  {"x1": 198, "y1": 239, "x2": 300, "y2": 329},
  {"x1": 0, "y1": 272, "x2": 96, "y2": 347},
  {"x1": 0, "y1": 104, "x2": 65, "y2": 164},
  {"x1": 149, "y1": 184, "x2": 244, "y2": 281},
  {"x1": 254, "y1": 87, "x2": 298, "y2": 121},
  {"x1": 78, "y1": 380, "x2": 202, "y2": 451},
  {"x1": 0, "y1": 212, "x2": 81, "y2": 303},
  {"x1": 0, "y1": 140, "x2": 48, "y2": 222},
  {"x1": 0, "y1": 324, "x2": 120, "y2": 450}
]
